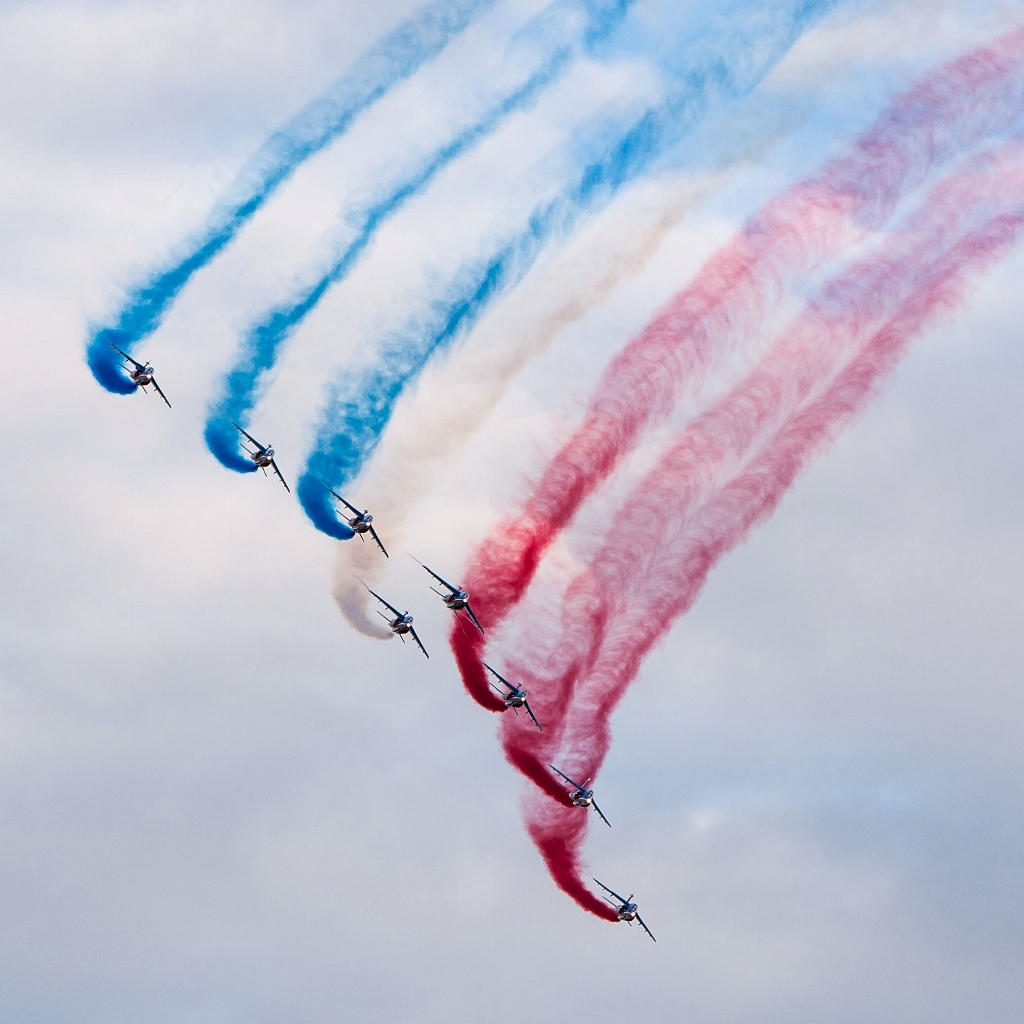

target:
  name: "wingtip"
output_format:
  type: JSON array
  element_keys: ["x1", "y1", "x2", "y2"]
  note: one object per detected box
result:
[{"x1": 316, "y1": 477, "x2": 340, "y2": 500}]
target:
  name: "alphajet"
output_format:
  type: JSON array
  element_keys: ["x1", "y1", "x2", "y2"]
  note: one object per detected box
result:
[
  {"x1": 109, "y1": 344, "x2": 171, "y2": 407},
  {"x1": 549, "y1": 764, "x2": 611, "y2": 827},
  {"x1": 412, "y1": 557, "x2": 483, "y2": 632},
  {"x1": 365, "y1": 587, "x2": 428, "y2": 658},
  {"x1": 593, "y1": 879, "x2": 655, "y2": 941},
  {"x1": 232, "y1": 423, "x2": 290, "y2": 492},
  {"x1": 324, "y1": 486, "x2": 387, "y2": 556},
  {"x1": 484, "y1": 663, "x2": 540, "y2": 730}
]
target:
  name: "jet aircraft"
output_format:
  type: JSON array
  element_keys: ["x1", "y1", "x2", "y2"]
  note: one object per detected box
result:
[
  {"x1": 412, "y1": 557, "x2": 483, "y2": 632},
  {"x1": 484, "y1": 663, "x2": 540, "y2": 730},
  {"x1": 593, "y1": 879, "x2": 655, "y2": 941},
  {"x1": 549, "y1": 764, "x2": 611, "y2": 827},
  {"x1": 109, "y1": 344, "x2": 171, "y2": 407},
  {"x1": 324, "y1": 486, "x2": 387, "y2": 556},
  {"x1": 232, "y1": 423, "x2": 290, "y2": 492},
  {"x1": 365, "y1": 587, "x2": 429, "y2": 658}
]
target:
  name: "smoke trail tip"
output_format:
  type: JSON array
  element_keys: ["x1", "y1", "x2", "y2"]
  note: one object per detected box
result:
[
  {"x1": 505, "y1": 744, "x2": 577, "y2": 806},
  {"x1": 297, "y1": 472, "x2": 357, "y2": 539},
  {"x1": 332, "y1": 582, "x2": 394, "y2": 639},
  {"x1": 204, "y1": 417, "x2": 263, "y2": 473},
  {"x1": 86, "y1": 328, "x2": 140, "y2": 395},
  {"x1": 449, "y1": 617, "x2": 505, "y2": 711},
  {"x1": 529, "y1": 824, "x2": 619, "y2": 920}
]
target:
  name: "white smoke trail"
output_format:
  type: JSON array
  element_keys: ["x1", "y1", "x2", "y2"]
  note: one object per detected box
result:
[{"x1": 330, "y1": 158, "x2": 759, "y2": 635}]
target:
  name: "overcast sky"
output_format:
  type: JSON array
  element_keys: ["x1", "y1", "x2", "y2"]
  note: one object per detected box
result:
[{"x1": 2, "y1": 1, "x2": 1024, "y2": 1021}]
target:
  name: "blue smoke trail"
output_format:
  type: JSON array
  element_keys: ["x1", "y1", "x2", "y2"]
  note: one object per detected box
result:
[
  {"x1": 298, "y1": 0, "x2": 843, "y2": 538},
  {"x1": 85, "y1": 0, "x2": 498, "y2": 394},
  {"x1": 205, "y1": 0, "x2": 638, "y2": 473}
]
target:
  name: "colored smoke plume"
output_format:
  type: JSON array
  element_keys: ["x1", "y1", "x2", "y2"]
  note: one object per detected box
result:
[
  {"x1": 519, "y1": 195, "x2": 1024, "y2": 903},
  {"x1": 332, "y1": 165, "x2": 756, "y2": 636},
  {"x1": 205, "y1": 0, "x2": 640, "y2": 473},
  {"x1": 451, "y1": 28, "x2": 1024, "y2": 914},
  {"x1": 297, "y1": 0, "x2": 842, "y2": 535},
  {"x1": 455, "y1": 23, "x2": 1024, "y2": 662},
  {"x1": 525, "y1": 795, "x2": 618, "y2": 919},
  {"x1": 86, "y1": 0, "x2": 498, "y2": 391},
  {"x1": 516, "y1": 160, "x2": 1024, "y2": 912}
]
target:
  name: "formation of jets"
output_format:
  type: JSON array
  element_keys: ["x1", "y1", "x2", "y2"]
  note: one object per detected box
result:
[{"x1": 111, "y1": 353, "x2": 655, "y2": 942}]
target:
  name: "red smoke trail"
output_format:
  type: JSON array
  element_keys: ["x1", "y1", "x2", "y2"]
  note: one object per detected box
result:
[
  {"x1": 452, "y1": 25, "x2": 1024, "y2": 716},
  {"x1": 450, "y1": 29, "x2": 1024, "y2": 916},
  {"x1": 524, "y1": 795, "x2": 618, "y2": 920},
  {"x1": 516, "y1": 174, "x2": 1024, "y2": 909},
  {"x1": 450, "y1": 515, "x2": 557, "y2": 711}
]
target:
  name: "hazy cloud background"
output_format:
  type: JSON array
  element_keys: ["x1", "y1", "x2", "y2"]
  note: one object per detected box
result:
[{"x1": 1, "y1": 1, "x2": 1023, "y2": 1021}]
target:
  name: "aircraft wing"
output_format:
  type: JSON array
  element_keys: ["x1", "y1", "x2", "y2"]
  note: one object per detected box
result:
[
  {"x1": 368, "y1": 525, "x2": 389, "y2": 558},
  {"x1": 232, "y1": 422, "x2": 266, "y2": 452},
  {"x1": 326, "y1": 485, "x2": 361, "y2": 517},
  {"x1": 365, "y1": 587, "x2": 402, "y2": 618},
  {"x1": 109, "y1": 342, "x2": 145, "y2": 372},
  {"x1": 269, "y1": 459, "x2": 291, "y2": 493},
  {"x1": 483, "y1": 663, "x2": 512, "y2": 691},
  {"x1": 412, "y1": 557, "x2": 456, "y2": 592},
  {"x1": 593, "y1": 878, "x2": 627, "y2": 905},
  {"x1": 549, "y1": 764, "x2": 582, "y2": 790},
  {"x1": 592, "y1": 800, "x2": 612, "y2": 828},
  {"x1": 523, "y1": 700, "x2": 542, "y2": 731},
  {"x1": 635, "y1": 914, "x2": 656, "y2": 942},
  {"x1": 464, "y1": 601, "x2": 485, "y2": 633},
  {"x1": 150, "y1": 377, "x2": 172, "y2": 409},
  {"x1": 409, "y1": 626, "x2": 429, "y2": 660}
]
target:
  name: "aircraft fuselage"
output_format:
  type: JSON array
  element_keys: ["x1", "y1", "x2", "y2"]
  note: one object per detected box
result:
[
  {"x1": 572, "y1": 790, "x2": 594, "y2": 808},
  {"x1": 391, "y1": 616, "x2": 414, "y2": 634},
  {"x1": 132, "y1": 370, "x2": 154, "y2": 387},
  {"x1": 505, "y1": 690, "x2": 528, "y2": 708},
  {"x1": 252, "y1": 452, "x2": 273, "y2": 468},
  {"x1": 618, "y1": 905, "x2": 638, "y2": 922},
  {"x1": 444, "y1": 591, "x2": 469, "y2": 610}
]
